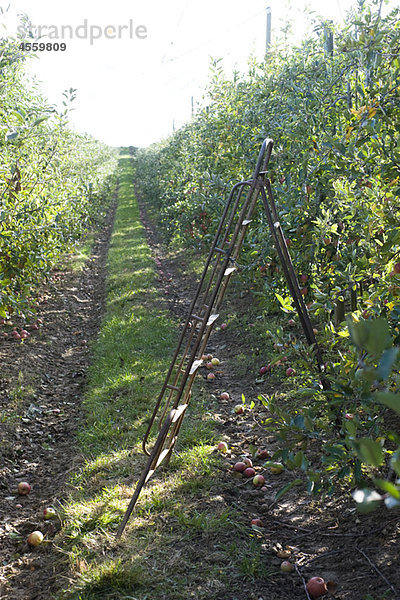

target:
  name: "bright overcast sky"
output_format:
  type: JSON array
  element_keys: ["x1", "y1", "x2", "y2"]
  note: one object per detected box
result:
[{"x1": 2, "y1": 0, "x2": 397, "y2": 148}]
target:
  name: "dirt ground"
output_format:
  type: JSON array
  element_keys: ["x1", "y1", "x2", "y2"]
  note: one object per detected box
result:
[{"x1": 0, "y1": 193, "x2": 399, "y2": 600}]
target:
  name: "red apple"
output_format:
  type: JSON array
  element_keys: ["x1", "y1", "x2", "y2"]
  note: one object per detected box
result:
[
  {"x1": 253, "y1": 474, "x2": 265, "y2": 487},
  {"x1": 207, "y1": 372, "x2": 216, "y2": 380},
  {"x1": 234, "y1": 404, "x2": 244, "y2": 414},
  {"x1": 27, "y1": 531, "x2": 44, "y2": 547},
  {"x1": 233, "y1": 461, "x2": 247, "y2": 472},
  {"x1": 220, "y1": 323, "x2": 227, "y2": 330},
  {"x1": 300, "y1": 274, "x2": 308, "y2": 283},
  {"x1": 219, "y1": 392, "x2": 230, "y2": 400},
  {"x1": 20, "y1": 329, "x2": 30, "y2": 339},
  {"x1": 206, "y1": 361, "x2": 214, "y2": 370},
  {"x1": 259, "y1": 365, "x2": 270, "y2": 375},
  {"x1": 251, "y1": 518, "x2": 264, "y2": 527},
  {"x1": 394, "y1": 263, "x2": 400, "y2": 274},
  {"x1": 217, "y1": 441, "x2": 228, "y2": 453},
  {"x1": 243, "y1": 467, "x2": 256, "y2": 478},
  {"x1": 255, "y1": 448, "x2": 270, "y2": 460},
  {"x1": 18, "y1": 481, "x2": 31, "y2": 496},
  {"x1": 306, "y1": 576, "x2": 328, "y2": 598},
  {"x1": 286, "y1": 367, "x2": 296, "y2": 377},
  {"x1": 242, "y1": 457, "x2": 253, "y2": 468}
]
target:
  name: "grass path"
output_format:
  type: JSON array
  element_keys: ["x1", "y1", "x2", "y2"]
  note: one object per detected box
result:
[{"x1": 54, "y1": 153, "x2": 268, "y2": 600}]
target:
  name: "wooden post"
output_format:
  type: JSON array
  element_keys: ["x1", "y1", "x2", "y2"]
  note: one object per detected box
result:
[{"x1": 335, "y1": 298, "x2": 345, "y2": 326}]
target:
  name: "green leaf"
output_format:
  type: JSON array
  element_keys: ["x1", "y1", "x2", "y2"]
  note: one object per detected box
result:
[
  {"x1": 354, "y1": 438, "x2": 384, "y2": 467},
  {"x1": 274, "y1": 479, "x2": 303, "y2": 502},
  {"x1": 33, "y1": 116, "x2": 49, "y2": 127},
  {"x1": 373, "y1": 478, "x2": 400, "y2": 499},
  {"x1": 346, "y1": 317, "x2": 391, "y2": 355},
  {"x1": 378, "y1": 347, "x2": 399, "y2": 380},
  {"x1": 376, "y1": 392, "x2": 400, "y2": 415}
]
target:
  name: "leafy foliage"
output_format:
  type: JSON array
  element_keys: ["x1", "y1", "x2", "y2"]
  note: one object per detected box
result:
[
  {"x1": 135, "y1": 0, "x2": 400, "y2": 508},
  {"x1": 0, "y1": 21, "x2": 118, "y2": 318}
]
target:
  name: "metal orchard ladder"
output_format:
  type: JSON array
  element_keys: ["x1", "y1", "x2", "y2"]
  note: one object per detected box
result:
[{"x1": 116, "y1": 138, "x2": 325, "y2": 539}]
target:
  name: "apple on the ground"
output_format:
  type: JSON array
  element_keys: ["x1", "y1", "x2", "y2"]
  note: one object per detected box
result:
[
  {"x1": 280, "y1": 561, "x2": 294, "y2": 573},
  {"x1": 27, "y1": 531, "x2": 44, "y2": 547},
  {"x1": 18, "y1": 482, "x2": 31, "y2": 496},
  {"x1": 306, "y1": 576, "x2": 328, "y2": 598},
  {"x1": 217, "y1": 441, "x2": 228, "y2": 453},
  {"x1": 243, "y1": 467, "x2": 256, "y2": 478},
  {"x1": 253, "y1": 474, "x2": 265, "y2": 487}
]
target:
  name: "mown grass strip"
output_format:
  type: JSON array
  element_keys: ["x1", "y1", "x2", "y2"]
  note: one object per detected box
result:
[{"x1": 55, "y1": 153, "x2": 275, "y2": 600}]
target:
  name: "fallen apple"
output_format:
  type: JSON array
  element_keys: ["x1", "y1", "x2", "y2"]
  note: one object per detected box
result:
[
  {"x1": 220, "y1": 323, "x2": 227, "y2": 330},
  {"x1": 306, "y1": 576, "x2": 328, "y2": 598},
  {"x1": 217, "y1": 441, "x2": 228, "y2": 453},
  {"x1": 234, "y1": 404, "x2": 244, "y2": 414},
  {"x1": 43, "y1": 507, "x2": 57, "y2": 520},
  {"x1": 18, "y1": 481, "x2": 31, "y2": 496},
  {"x1": 211, "y1": 357, "x2": 220, "y2": 366},
  {"x1": 207, "y1": 372, "x2": 216, "y2": 380},
  {"x1": 233, "y1": 461, "x2": 247, "y2": 472},
  {"x1": 243, "y1": 467, "x2": 256, "y2": 478},
  {"x1": 286, "y1": 367, "x2": 296, "y2": 377},
  {"x1": 259, "y1": 365, "x2": 270, "y2": 375},
  {"x1": 255, "y1": 448, "x2": 269, "y2": 460},
  {"x1": 242, "y1": 457, "x2": 253, "y2": 467},
  {"x1": 27, "y1": 531, "x2": 44, "y2": 547},
  {"x1": 219, "y1": 392, "x2": 230, "y2": 400},
  {"x1": 251, "y1": 518, "x2": 263, "y2": 527},
  {"x1": 253, "y1": 474, "x2": 265, "y2": 487},
  {"x1": 280, "y1": 560, "x2": 294, "y2": 573},
  {"x1": 206, "y1": 361, "x2": 214, "y2": 370}
]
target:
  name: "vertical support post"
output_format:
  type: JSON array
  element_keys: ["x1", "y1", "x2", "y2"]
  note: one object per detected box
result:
[
  {"x1": 266, "y1": 6, "x2": 271, "y2": 53},
  {"x1": 324, "y1": 21, "x2": 334, "y2": 56}
]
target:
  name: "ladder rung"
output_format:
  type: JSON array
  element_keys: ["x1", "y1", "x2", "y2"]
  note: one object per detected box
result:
[
  {"x1": 206, "y1": 313, "x2": 219, "y2": 326},
  {"x1": 191, "y1": 314, "x2": 204, "y2": 322},
  {"x1": 224, "y1": 267, "x2": 237, "y2": 276},
  {"x1": 166, "y1": 383, "x2": 180, "y2": 391},
  {"x1": 172, "y1": 403, "x2": 188, "y2": 422},
  {"x1": 189, "y1": 359, "x2": 203, "y2": 375}
]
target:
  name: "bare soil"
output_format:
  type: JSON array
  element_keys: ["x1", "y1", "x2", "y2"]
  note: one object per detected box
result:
[{"x1": 0, "y1": 191, "x2": 399, "y2": 600}]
